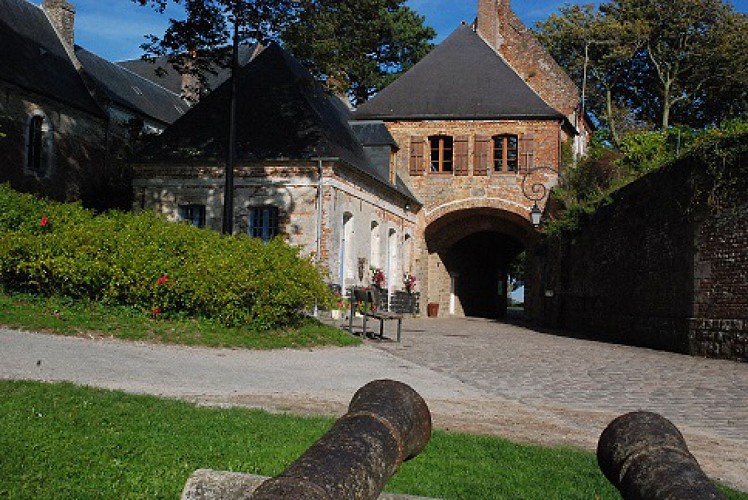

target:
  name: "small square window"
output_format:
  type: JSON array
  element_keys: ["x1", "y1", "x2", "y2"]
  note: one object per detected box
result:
[
  {"x1": 249, "y1": 206, "x2": 280, "y2": 242},
  {"x1": 179, "y1": 204, "x2": 206, "y2": 228}
]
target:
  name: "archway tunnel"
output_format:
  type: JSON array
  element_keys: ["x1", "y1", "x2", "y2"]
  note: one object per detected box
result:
[{"x1": 425, "y1": 208, "x2": 535, "y2": 319}]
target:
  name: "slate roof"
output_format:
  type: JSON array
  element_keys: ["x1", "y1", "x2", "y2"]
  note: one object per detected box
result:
[
  {"x1": 354, "y1": 24, "x2": 563, "y2": 121},
  {"x1": 349, "y1": 121, "x2": 398, "y2": 148},
  {"x1": 117, "y1": 44, "x2": 261, "y2": 96},
  {"x1": 75, "y1": 47, "x2": 188, "y2": 126},
  {"x1": 0, "y1": 0, "x2": 103, "y2": 116},
  {"x1": 139, "y1": 43, "x2": 419, "y2": 203}
]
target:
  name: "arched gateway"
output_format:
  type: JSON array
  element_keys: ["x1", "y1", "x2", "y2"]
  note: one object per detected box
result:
[
  {"x1": 352, "y1": 1, "x2": 589, "y2": 317},
  {"x1": 425, "y1": 207, "x2": 536, "y2": 318}
]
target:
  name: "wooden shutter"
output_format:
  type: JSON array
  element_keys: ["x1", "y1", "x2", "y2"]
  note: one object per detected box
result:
[
  {"x1": 519, "y1": 133, "x2": 535, "y2": 172},
  {"x1": 473, "y1": 135, "x2": 490, "y2": 176},
  {"x1": 454, "y1": 136, "x2": 469, "y2": 176},
  {"x1": 409, "y1": 137, "x2": 425, "y2": 176}
]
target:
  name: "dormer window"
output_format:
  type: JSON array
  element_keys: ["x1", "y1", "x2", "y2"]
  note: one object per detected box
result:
[
  {"x1": 132, "y1": 86, "x2": 143, "y2": 96},
  {"x1": 174, "y1": 105, "x2": 184, "y2": 115},
  {"x1": 493, "y1": 134, "x2": 518, "y2": 172},
  {"x1": 429, "y1": 135, "x2": 453, "y2": 173}
]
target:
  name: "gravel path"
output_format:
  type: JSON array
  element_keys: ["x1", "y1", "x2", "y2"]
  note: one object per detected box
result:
[{"x1": 1, "y1": 321, "x2": 746, "y2": 492}]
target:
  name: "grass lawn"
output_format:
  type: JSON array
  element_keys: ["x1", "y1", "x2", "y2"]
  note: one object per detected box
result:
[
  {"x1": 2, "y1": 381, "x2": 745, "y2": 499},
  {"x1": 0, "y1": 292, "x2": 359, "y2": 349}
]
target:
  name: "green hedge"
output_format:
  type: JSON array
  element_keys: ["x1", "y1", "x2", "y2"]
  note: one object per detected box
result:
[{"x1": 0, "y1": 185, "x2": 332, "y2": 329}]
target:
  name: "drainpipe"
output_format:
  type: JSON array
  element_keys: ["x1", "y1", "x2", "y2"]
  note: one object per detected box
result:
[{"x1": 313, "y1": 157, "x2": 324, "y2": 317}]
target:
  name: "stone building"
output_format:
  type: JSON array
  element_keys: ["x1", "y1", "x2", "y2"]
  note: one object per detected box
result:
[
  {"x1": 0, "y1": 0, "x2": 187, "y2": 209},
  {"x1": 354, "y1": 0, "x2": 590, "y2": 317},
  {"x1": 132, "y1": 44, "x2": 419, "y2": 295},
  {"x1": 133, "y1": 0, "x2": 589, "y2": 316}
]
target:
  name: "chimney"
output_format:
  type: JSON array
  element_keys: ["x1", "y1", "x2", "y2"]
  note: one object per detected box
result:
[
  {"x1": 476, "y1": 0, "x2": 510, "y2": 51},
  {"x1": 42, "y1": 0, "x2": 76, "y2": 50}
]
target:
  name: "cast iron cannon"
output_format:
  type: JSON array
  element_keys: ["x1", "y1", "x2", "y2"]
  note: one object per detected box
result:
[
  {"x1": 597, "y1": 411, "x2": 724, "y2": 500},
  {"x1": 249, "y1": 379, "x2": 431, "y2": 499}
]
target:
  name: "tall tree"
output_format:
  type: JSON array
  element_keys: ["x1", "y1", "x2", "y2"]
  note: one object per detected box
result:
[
  {"x1": 535, "y1": 4, "x2": 644, "y2": 144},
  {"x1": 133, "y1": 0, "x2": 296, "y2": 234},
  {"x1": 133, "y1": 0, "x2": 295, "y2": 97},
  {"x1": 604, "y1": 0, "x2": 734, "y2": 129},
  {"x1": 282, "y1": 0, "x2": 435, "y2": 106}
]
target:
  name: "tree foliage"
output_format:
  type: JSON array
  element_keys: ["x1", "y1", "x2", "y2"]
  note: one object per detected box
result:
[
  {"x1": 281, "y1": 0, "x2": 435, "y2": 105},
  {"x1": 133, "y1": 0, "x2": 434, "y2": 105},
  {"x1": 535, "y1": 0, "x2": 747, "y2": 136},
  {"x1": 132, "y1": 0, "x2": 296, "y2": 98}
]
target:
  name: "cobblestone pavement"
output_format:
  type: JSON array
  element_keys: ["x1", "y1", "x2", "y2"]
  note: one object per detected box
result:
[{"x1": 375, "y1": 317, "x2": 748, "y2": 445}]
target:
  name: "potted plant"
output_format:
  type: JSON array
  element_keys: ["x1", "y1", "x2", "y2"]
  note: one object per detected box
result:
[{"x1": 371, "y1": 267, "x2": 386, "y2": 289}]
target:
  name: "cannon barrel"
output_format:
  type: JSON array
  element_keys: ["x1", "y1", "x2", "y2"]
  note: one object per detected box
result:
[
  {"x1": 250, "y1": 379, "x2": 432, "y2": 499},
  {"x1": 597, "y1": 411, "x2": 724, "y2": 500}
]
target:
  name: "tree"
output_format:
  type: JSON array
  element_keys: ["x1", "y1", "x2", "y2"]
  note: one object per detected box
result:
[
  {"x1": 536, "y1": 0, "x2": 746, "y2": 133},
  {"x1": 604, "y1": 0, "x2": 736, "y2": 129},
  {"x1": 133, "y1": 0, "x2": 296, "y2": 234},
  {"x1": 685, "y1": 11, "x2": 748, "y2": 125},
  {"x1": 134, "y1": 0, "x2": 295, "y2": 97},
  {"x1": 282, "y1": 0, "x2": 435, "y2": 106},
  {"x1": 535, "y1": 4, "x2": 645, "y2": 144}
]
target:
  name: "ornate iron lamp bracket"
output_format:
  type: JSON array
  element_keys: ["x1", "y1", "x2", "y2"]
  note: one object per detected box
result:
[{"x1": 521, "y1": 165, "x2": 559, "y2": 227}]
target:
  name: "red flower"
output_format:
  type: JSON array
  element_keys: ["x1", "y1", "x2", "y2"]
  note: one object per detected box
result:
[
  {"x1": 156, "y1": 275, "x2": 169, "y2": 285},
  {"x1": 152, "y1": 308, "x2": 161, "y2": 316},
  {"x1": 40, "y1": 216, "x2": 49, "y2": 227}
]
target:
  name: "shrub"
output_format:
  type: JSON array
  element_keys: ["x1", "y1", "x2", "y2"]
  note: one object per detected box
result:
[{"x1": 0, "y1": 185, "x2": 333, "y2": 329}]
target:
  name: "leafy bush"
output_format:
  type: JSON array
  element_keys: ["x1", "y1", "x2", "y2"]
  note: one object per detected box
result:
[
  {"x1": 547, "y1": 121, "x2": 748, "y2": 237},
  {"x1": 0, "y1": 185, "x2": 333, "y2": 329}
]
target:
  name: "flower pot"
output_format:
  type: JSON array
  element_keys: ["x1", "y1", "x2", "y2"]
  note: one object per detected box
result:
[{"x1": 427, "y1": 303, "x2": 439, "y2": 318}]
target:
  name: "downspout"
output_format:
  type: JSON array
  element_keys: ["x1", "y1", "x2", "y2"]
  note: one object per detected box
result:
[{"x1": 314, "y1": 157, "x2": 324, "y2": 317}]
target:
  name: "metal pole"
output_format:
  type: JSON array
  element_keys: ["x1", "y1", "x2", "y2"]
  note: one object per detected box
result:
[{"x1": 222, "y1": 20, "x2": 240, "y2": 235}]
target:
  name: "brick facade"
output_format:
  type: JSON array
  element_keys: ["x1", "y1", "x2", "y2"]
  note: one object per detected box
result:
[
  {"x1": 385, "y1": 119, "x2": 559, "y2": 317},
  {"x1": 525, "y1": 157, "x2": 748, "y2": 362},
  {"x1": 476, "y1": 0, "x2": 580, "y2": 117}
]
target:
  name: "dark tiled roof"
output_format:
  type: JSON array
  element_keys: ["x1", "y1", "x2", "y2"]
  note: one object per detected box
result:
[
  {"x1": 354, "y1": 24, "x2": 563, "y2": 121},
  {"x1": 350, "y1": 121, "x2": 398, "y2": 148},
  {"x1": 0, "y1": 0, "x2": 103, "y2": 116},
  {"x1": 75, "y1": 46, "x2": 187, "y2": 126},
  {"x1": 139, "y1": 43, "x2": 418, "y2": 203},
  {"x1": 117, "y1": 44, "x2": 261, "y2": 96}
]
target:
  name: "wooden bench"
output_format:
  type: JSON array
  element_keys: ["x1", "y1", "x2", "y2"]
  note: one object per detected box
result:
[{"x1": 348, "y1": 288, "x2": 403, "y2": 342}]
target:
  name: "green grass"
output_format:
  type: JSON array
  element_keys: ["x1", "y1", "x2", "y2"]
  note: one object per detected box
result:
[
  {"x1": 0, "y1": 292, "x2": 359, "y2": 349},
  {"x1": 3, "y1": 381, "x2": 745, "y2": 499}
]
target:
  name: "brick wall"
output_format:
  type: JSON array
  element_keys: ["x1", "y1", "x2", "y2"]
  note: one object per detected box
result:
[
  {"x1": 690, "y1": 205, "x2": 748, "y2": 359},
  {"x1": 526, "y1": 156, "x2": 748, "y2": 362},
  {"x1": 476, "y1": 0, "x2": 580, "y2": 117},
  {"x1": 386, "y1": 118, "x2": 558, "y2": 316}
]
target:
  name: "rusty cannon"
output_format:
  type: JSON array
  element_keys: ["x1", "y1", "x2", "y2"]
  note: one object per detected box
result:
[
  {"x1": 597, "y1": 411, "x2": 725, "y2": 500},
  {"x1": 248, "y1": 379, "x2": 431, "y2": 499}
]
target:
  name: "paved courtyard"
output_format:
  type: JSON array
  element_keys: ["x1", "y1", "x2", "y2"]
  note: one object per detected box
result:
[{"x1": 1, "y1": 319, "x2": 746, "y2": 491}]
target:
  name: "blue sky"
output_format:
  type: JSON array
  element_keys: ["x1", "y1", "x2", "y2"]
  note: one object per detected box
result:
[{"x1": 40, "y1": 0, "x2": 748, "y2": 62}]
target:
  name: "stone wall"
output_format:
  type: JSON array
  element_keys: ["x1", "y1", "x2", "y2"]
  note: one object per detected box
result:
[
  {"x1": 526, "y1": 155, "x2": 748, "y2": 362},
  {"x1": 132, "y1": 159, "x2": 417, "y2": 296},
  {"x1": 0, "y1": 81, "x2": 107, "y2": 208}
]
